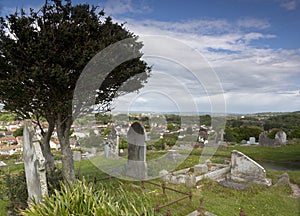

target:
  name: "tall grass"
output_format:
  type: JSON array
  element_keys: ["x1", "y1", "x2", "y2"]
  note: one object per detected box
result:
[{"x1": 21, "y1": 179, "x2": 155, "y2": 216}]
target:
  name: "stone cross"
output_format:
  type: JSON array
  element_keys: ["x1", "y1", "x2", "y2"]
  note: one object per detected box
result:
[
  {"x1": 126, "y1": 122, "x2": 147, "y2": 180},
  {"x1": 23, "y1": 120, "x2": 48, "y2": 203}
]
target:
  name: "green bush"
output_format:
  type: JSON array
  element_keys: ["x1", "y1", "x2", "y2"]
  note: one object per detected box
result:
[
  {"x1": 21, "y1": 179, "x2": 155, "y2": 216},
  {"x1": 0, "y1": 168, "x2": 64, "y2": 215},
  {"x1": 0, "y1": 171, "x2": 28, "y2": 215},
  {"x1": 119, "y1": 137, "x2": 128, "y2": 149}
]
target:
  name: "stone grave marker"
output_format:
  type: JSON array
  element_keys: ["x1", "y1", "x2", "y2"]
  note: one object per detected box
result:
[
  {"x1": 249, "y1": 137, "x2": 255, "y2": 145},
  {"x1": 275, "y1": 130, "x2": 287, "y2": 145},
  {"x1": 228, "y1": 150, "x2": 271, "y2": 186},
  {"x1": 126, "y1": 122, "x2": 147, "y2": 179},
  {"x1": 105, "y1": 126, "x2": 119, "y2": 158},
  {"x1": 73, "y1": 150, "x2": 81, "y2": 162},
  {"x1": 23, "y1": 120, "x2": 48, "y2": 203}
]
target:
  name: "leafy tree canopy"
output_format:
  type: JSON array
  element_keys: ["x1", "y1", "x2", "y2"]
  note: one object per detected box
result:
[{"x1": 0, "y1": 0, "x2": 150, "y2": 182}]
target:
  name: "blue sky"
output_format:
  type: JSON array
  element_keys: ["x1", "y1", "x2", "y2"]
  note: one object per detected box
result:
[{"x1": 1, "y1": 0, "x2": 300, "y2": 114}]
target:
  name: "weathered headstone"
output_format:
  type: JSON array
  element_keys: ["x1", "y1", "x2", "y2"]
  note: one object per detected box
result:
[
  {"x1": 249, "y1": 137, "x2": 255, "y2": 145},
  {"x1": 240, "y1": 140, "x2": 247, "y2": 144},
  {"x1": 275, "y1": 130, "x2": 287, "y2": 145},
  {"x1": 23, "y1": 120, "x2": 48, "y2": 203},
  {"x1": 106, "y1": 126, "x2": 119, "y2": 158},
  {"x1": 259, "y1": 133, "x2": 275, "y2": 147},
  {"x1": 274, "y1": 172, "x2": 290, "y2": 186},
  {"x1": 259, "y1": 131, "x2": 286, "y2": 147},
  {"x1": 104, "y1": 143, "x2": 109, "y2": 157},
  {"x1": 73, "y1": 150, "x2": 81, "y2": 162},
  {"x1": 126, "y1": 122, "x2": 147, "y2": 180},
  {"x1": 228, "y1": 150, "x2": 271, "y2": 186}
]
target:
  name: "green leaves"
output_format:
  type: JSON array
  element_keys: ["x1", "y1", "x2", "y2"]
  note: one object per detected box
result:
[{"x1": 21, "y1": 179, "x2": 155, "y2": 216}]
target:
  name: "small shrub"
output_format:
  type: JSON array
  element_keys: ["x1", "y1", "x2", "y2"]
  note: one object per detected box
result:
[
  {"x1": 0, "y1": 167, "x2": 64, "y2": 215},
  {"x1": 1, "y1": 171, "x2": 28, "y2": 215},
  {"x1": 21, "y1": 179, "x2": 155, "y2": 216}
]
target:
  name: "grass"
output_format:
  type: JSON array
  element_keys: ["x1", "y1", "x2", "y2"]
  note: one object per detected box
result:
[
  {"x1": 197, "y1": 179, "x2": 299, "y2": 216},
  {"x1": 0, "y1": 199, "x2": 8, "y2": 216},
  {"x1": 73, "y1": 159, "x2": 300, "y2": 215},
  {"x1": 1, "y1": 142, "x2": 300, "y2": 215}
]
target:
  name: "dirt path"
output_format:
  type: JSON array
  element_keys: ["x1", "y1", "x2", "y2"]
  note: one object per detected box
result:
[{"x1": 290, "y1": 183, "x2": 300, "y2": 199}]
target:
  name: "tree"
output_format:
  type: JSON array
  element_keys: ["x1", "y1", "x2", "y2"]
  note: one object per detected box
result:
[{"x1": 0, "y1": 0, "x2": 150, "y2": 182}]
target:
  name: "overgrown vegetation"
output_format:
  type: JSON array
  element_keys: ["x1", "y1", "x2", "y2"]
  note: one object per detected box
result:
[
  {"x1": 1, "y1": 142, "x2": 300, "y2": 216},
  {"x1": 0, "y1": 167, "x2": 63, "y2": 215},
  {"x1": 21, "y1": 179, "x2": 155, "y2": 216}
]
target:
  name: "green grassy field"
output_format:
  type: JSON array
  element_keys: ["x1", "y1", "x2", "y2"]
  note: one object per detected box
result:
[{"x1": 1, "y1": 141, "x2": 300, "y2": 215}]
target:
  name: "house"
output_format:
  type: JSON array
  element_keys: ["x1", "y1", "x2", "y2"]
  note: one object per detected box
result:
[
  {"x1": 4, "y1": 131, "x2": 13, "y2": 137},
  {"x1": 0, "y1": 144, "x2": 22, "y2": 155},
  {"x1": 0, "y1": 136, "x2": 17, "y2": 145},
  {"x1": 50, "y1": 138, "x2": 60, "y2": 150}
]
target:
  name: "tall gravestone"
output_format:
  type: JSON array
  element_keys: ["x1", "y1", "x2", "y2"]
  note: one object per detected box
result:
[
  {"x1": 275, "y1": 130, "x2": 287, "y2": 145},
  {"x1": 23, "y1": 120, "x2": 48, "y2": 203},
  {"x1": 105, "y1": 126, "x2": 119, "y2": 158},
  {"x1": 126, "y1": 122, "x2": 147, "y2": 180}
]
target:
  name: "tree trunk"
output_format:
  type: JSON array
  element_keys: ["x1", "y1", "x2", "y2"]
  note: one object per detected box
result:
[
  {"x1": 36, "y1": 116, "x2": 55, "y2": 173},
  {"x1": 56, "y1": 113, "x2": 74, "y2": 183},
  {"x1": 42, "y1": 118, "x2": 55, "y2": 172}
]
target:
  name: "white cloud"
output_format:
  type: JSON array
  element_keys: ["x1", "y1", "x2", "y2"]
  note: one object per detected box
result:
[
  {"x1": 110, "y1": 17, "x2": 300, "y2": 113},
  {"x1": 103, "y1": 0, "x2": 152, "y2": 16},
  {"x1": 278, "y1": 0, "x2": 300, "y2": 10},
  {"x1": 237, "y1": 18, "x2": 271, "y2": 29}
]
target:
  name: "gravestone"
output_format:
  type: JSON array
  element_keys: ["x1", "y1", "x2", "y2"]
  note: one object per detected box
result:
[
  {"x1": 104, "y1": 143, "x2": 109, "y2": 157},
  {"x1": 73, "y1": 150, "x2": 81, "y2": 162},
  {"x1": 259, "y1": 133, "x2": 275, "y2": 147},
  {"x1": 23, "y1": 120, "x2": 48, "y2": 203},
  {"x1": 275, "y1": 130, "x2": 287, "y2": 145},
  {"x1": 249, "y1": 137, "x2": 255, "y2": 145},
  {"x1": 126, "y1": 122, "x2": 147, "y2": 180},
  {"x1": 228, "y1": 150, "x2": 271, "y2": 186},
  {"x1": 105, "y1": 126, "x2": 119, "y2": 158},
  {"x1": 259, "y1": 131, "x2": 286, "y2": 147}
]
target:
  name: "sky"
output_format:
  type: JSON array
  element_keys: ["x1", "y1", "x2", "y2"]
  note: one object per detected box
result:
[{"x1": 1, "y1": 0, "x2": 300, "y2": 114}]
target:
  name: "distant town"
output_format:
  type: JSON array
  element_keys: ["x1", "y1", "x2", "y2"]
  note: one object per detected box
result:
[{"x1": 1, "y1": 109, "x2": 299, "y2": 160}]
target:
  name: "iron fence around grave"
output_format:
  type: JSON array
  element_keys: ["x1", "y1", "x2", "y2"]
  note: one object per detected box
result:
[
  {"x1": 88, "y1": 175, "x2": 116, "y2": 184},
  {"x1": 141, "y1": 180, "x2": 192, "y2": 214}
]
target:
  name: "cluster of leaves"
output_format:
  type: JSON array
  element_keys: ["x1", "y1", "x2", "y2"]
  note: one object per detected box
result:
[{"x1": 21, "y1": 179, "x2": 155, "y2": 216}]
